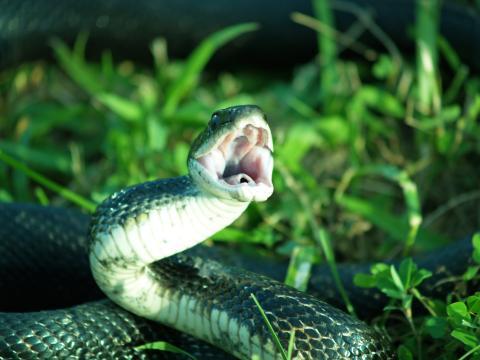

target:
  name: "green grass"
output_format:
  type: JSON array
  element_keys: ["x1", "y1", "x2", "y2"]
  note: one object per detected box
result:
[
  {"x1": 250, "y1": 293, "x2": 295, "y2": 360},
  {"x1": 1, "y1": 1, "x2": 480, "y2": 359},
  {"x1": 135, "y1": 341, "x2": 197, "y2": 360}
]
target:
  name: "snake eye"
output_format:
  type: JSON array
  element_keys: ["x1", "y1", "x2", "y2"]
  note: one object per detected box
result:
[{"x1": 210, "y1": 113, "x2": 221, "y2": 128}]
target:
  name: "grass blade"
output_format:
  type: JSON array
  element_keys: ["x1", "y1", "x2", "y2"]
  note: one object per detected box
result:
[
  {"x1": 416, "y1": 0, "x2": 441, "y2": 114},
  {"x1": 336, "y1": 165, "x2": 423, "y2": 255},
  {"x1": 135, "y1": 341, "x2": 197, "y2": 360},
  {"x1": 51, "y1": 36, "x2": 104, "y2": 96},
  {"x1": 287, "y1": 330, "x2": 296, "y2": 360},
  {"x1": 285, "y1": 245, "x2": 316, "y2": 292},
  {"x1": 0, "y1": 150, "x2": 96, "y2": 212},
  {"x1": 336, "y1": 195, "x2": 449, "y2": 250},
  {"x1": 277, "y1": 161, "x2": 356, "y2": 316},
  {"x1": 312, "y1": 0, "x2": 338, "y2": 103},
  {"x1": 96, "y1": 93, "x2": 144, "y2": 122},
  {"x1": 251, "y1": 293, "x2": 289, "y2": 360},
  {"x1": 0, "y1": 141, "x2": 72, "y2": 174},
  {"x1": 317, "y1": 228, "x2": 356, "y2": 316},
  {"x1": 162, "y1": 22, "x2": 258, "y2": 116}
]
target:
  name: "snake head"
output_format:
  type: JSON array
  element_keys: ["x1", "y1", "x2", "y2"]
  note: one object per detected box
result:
[{"x1": 188, "y1": 105, "x2": 274, "y2": 202}]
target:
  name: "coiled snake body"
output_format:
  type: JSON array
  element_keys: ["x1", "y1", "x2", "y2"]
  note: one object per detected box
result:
[
  {"x1": 1, "y1": 1, "x2": 479, "y2": 357},
  {"x1": 88, "y1": 105, "x2": 391, "y2": 359},
  {"x1": 1, "y1": 105, "x2": 397, "y2": 359}
]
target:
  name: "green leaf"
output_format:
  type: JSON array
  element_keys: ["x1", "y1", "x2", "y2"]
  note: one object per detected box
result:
[
  {"x1": 172, "y1": 142, "x2": 189, "y2": 174},
  {"x1": 438, "y1": 36, "x2": 462, "y2": 69},
  {"x1": 146, "y1": 114, "x2": 167, "y2": 151},
  {"x1": 384, "y1": 304, "x2": 402, "y2": 312},
  {"x1": 424, "y1": 316, "x2": 448, "y2": 339},
  {"x1": 390, "y1": 265, "x2": 405, "y2": 292},
  {"x1": 356, "y1": 86, "x2": 405, "y2": 118},
  {"x1": 285, "y1": 245, "x2": 316, "y2": 292},
  {"x1": 371, "y1": 263, "x2": 390, "y2": 274},
  {"x1": 411, "y1": 268, "x2": 433, "y2": 287},
  {"x1": 402, "y1": 294, "x2": 413, "y2": 309},
  {"x1": 467, "y1": 294, "x2": 480, "y2": 314},
  {"x1": 398, "y1": 258, "x2": 414, "y2": 289},
  {"x1": 135, "y1": 341, "x2": 197, "y2": 360},
  {"x1": 451, "y1": 329, "x2": 479, "y2": 349},
  {"x1": 0, "y1": 141, "x2": 72, "y2": 174},
  {"x1": 15, "y1": 102, "x2": 88, "y2": 137},
  {"x1": 162, "y1": 22, "x2": 258, "y2": 116},
  {"x1": 96, "y1": 93, "x2": 143, "y2": 122},
  {"x1": 0, "y1": 189, "x2": 12, "y2": 202},
  {"x1": 415, "y1": 106, "x2": 461, "y2": 130},
  {"x1": 376, "y1": 267, "x2": 405, "y2": 300},
  {"x1": 336, "y1": 195, "x2": 447, "y2": 251},
  {"x1": 315, "y1": 116, "x2": 350, "y2": 146},
  {"x1": 373, "y1": 55, "x2": 395, "y2": 79},
  {"x1": 353, "y1": 273, "x2": 377, "y2": 288},
  {"x1": 51, "y1": 37, "x2": 104, "y2": 95},
  {"x1": 0, "y1": 150, "x2": 96, "y2": 213},
  {"x1": 278, "y1": 121, "x2": 323, "y2": 172},
  {"x1": 463, "y1": 266, "x2": 480, "y2": 281},
  {"x1": 34, "y1": 187, "x2": 49, "y2": 205},
  {"x1": 212, "y1": 226, "x2": 277, "y2": 247},
  {"x1": 447, "y1": 302, "x2": 471, "y2": 322},
  {"x1": 473, "y1": 233, "x2": 480, "y2": 264},
  {"x1": 415, "y1": 0, "x2": 441, "y2": 115},
  {"x1": 397, "y1": 344, "x2": 414, "y2": 360},
  {"x1": 382, "y1": 289, "x2": 404, "y2": 300}
]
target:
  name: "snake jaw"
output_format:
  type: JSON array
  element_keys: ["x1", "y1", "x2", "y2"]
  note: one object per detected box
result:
[{"x1": 190, "y1": 112, "x2": 274, "y2": 202}]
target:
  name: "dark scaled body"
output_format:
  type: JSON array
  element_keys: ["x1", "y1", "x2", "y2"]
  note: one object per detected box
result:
[
  {"x1": 152, "y1": 254, "x2": 393, "y2": 359},
  {"x1": 1, "y1": 204, "x2": 474, "y2": 358},
  {"x1": 0, "y1": 204, "x2": 398, "y2": 358}
]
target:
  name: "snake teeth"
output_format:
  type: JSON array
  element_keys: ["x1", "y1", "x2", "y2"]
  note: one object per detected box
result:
[{"x1": 198, "y1": 125, "x2": 272, "y2": 189}]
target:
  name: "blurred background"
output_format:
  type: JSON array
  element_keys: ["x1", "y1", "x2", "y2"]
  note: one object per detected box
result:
[{"x1": 1, "y1": 0, "x2": 479, "y2": 358}]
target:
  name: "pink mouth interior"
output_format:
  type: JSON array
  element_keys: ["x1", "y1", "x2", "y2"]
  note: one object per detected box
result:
[{"x1": 196, "y1": 125, "x2": 273, "y2": 188}]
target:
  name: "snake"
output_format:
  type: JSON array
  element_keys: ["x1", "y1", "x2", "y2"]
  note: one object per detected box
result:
[
  {"x1": 1, "y1": 104, "x2": 476, "y2": 359},
  {"x1": 1, "y1": 105, "x2": 394, "y2": 359},
  {"x1": 1, "y1": 2, "x2": 479, "y2": 359}
]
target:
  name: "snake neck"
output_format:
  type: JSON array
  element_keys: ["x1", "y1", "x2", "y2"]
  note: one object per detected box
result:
[{"x1": 89, "y1": 175, "x2": 249, "y2": 319}]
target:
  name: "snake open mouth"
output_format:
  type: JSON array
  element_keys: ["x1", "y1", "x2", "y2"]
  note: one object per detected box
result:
[{"x1": 196, "y1": 125, "x2": 273, "y2": 190}]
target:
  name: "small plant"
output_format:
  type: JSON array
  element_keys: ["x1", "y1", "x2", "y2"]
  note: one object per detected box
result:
[{"x1": 355, "y1": 233, "x2": 480, "y2": 359}]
